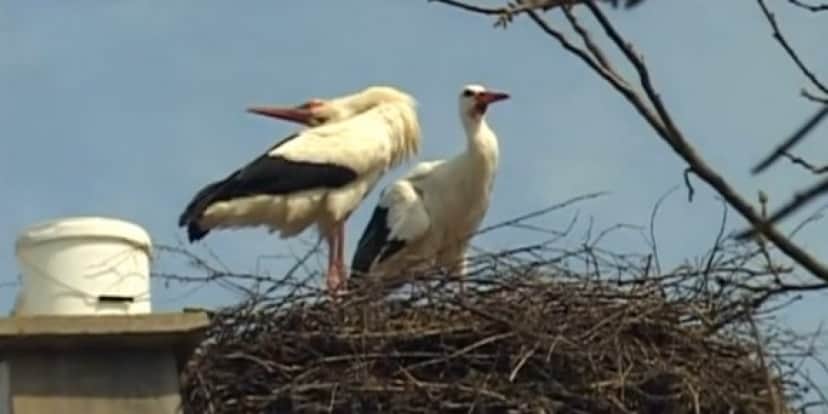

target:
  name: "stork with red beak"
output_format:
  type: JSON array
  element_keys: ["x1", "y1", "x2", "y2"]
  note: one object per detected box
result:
[
  {"x1": 350, "y1": 84, "x2": 509, "y2": 293},
  {"x1": 178, "y1": 86, "x2": 421, "y2": 296}
]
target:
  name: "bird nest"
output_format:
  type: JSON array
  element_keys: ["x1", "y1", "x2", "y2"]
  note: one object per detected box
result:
[{"x1": 178, "y1": 233, "x2": 814, "y2": 414}]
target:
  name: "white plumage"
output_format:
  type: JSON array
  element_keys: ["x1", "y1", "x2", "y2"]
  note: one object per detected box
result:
[
  {"x1": 350, "y1": 84, "x2": 509, "y2": 292},
  {"x1": 179, "y1": 86, "x2": 421, "y2": 295}
]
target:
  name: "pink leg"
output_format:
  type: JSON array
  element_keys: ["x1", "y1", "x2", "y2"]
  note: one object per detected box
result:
[
  {"x1": 336, "y1": 221, "x2": 348, "y2": 291},
  {"x1": 325, "y1": 231, "x2": 338, "y2": 295},
  {"x1": 325, "y1": 222, "x2": 346, "y2": 297}
]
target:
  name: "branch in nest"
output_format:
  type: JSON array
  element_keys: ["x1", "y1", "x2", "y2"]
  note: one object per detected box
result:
[{"x1": 177, "y1": 216, "x2": 823, "y2": 413}]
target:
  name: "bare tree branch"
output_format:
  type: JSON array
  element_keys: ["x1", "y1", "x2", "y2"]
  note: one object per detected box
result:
[
  {"x1": 737, "y1": 1, "x2": 828, "y2": 237},
  {"x1": 757, "y1": 0, "x2": 828, "y2": 95},
  {"x1": 738, "y1": 176, "x2": 828, "y2": 239},
  {"x1": 788, "y1": 0, "x2": 828, "y2": 12},
  {"x1": 427, "y1": 0, "x2": 502, "y2": 15},
  {"x1": 751, "y1": 104, "x2": 828, "y2": 175},
  {"x1": 429, "y1": 0, "x2": 828, "y2": 285},
  {"x1": 802, "y1": 89, "x2": 828, "y2": 104},
  {"x1": 782, "y1": 152, "x2": 828, "y2": 175},
  {"x1": 683, "y1": 167, "x2": 696, "y2": 202},
  {"x1": 579, "y1": 1, "x2": 828, "y2": 282}
]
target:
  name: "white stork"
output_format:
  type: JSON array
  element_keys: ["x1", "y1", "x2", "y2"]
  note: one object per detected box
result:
[
  {"x1": 178, "y1": 86, "x2": 421, "y2": 295},
  {"x1": 350, "y1": 84, "x2": 509, "y2": 292}
]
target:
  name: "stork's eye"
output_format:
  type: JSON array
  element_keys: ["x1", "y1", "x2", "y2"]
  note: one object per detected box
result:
[
  {"x1": 309, "y1": 115, "x2": 329, "y2": 126},
  {"x1": 462, "y1": 90, "x2": 474, "y2": 97}
]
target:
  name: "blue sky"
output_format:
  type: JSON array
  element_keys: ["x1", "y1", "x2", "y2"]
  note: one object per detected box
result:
[{"x1": 2, "y1": 0, "x2": 827, "y2": 400}]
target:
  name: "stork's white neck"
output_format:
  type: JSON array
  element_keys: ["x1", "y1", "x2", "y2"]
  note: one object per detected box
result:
[{"x1": 461, "y1": 112, "x2": 500, "y2": 167}]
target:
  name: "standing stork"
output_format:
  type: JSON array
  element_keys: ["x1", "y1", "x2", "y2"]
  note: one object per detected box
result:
[
  {"x1": 350, "y1": 84, "x2": 509, "y2": 293},
  {"x1": 178, "y1": 86, "x2": 421, "y2": 296}
]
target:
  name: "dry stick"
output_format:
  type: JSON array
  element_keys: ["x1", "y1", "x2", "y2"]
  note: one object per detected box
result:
[
  {"x1": 474, "y1": 191, "x2": 607, "y2": 236},
  {"x1": 746, "y1": 313, "x2": 784, "y2": 414}
]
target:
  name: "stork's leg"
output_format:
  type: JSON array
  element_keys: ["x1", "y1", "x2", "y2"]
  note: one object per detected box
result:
[
  {"x1": 455, "y1": 259, "x2": 467, "y2": 297},
  {"x1": 335, "y1": 221, "x2": 347, "y2": 291},
  {"x1": 325, "y1": 231, "x2": 339, "y2": 296},
  {"x1": 325, "y1": 222, "x2": 347, "y2": 296},
  {"x1": 445, "y1": 249, "x2": 467, "y2": 297}
]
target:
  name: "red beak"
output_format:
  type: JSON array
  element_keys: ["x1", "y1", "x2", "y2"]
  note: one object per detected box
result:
[
  {"x1": 246, "y1": 106, "x2": 314, "y2": 125},
  {"x1": 476, "y1": 91, "x2": 510, "y2": 105}
]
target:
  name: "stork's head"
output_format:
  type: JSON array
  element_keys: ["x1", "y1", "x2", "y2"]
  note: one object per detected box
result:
[
  {"x1": 459, "y1": 84, "x2": 510, "y2": 120},
  {"x1": 247, "y1": 86, "x2": 416, "y2": 127}
]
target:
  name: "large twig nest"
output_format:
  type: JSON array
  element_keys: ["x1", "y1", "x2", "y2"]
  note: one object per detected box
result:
[{"x1": 180, "y1": 255, "x2": 798, "y2": 413}]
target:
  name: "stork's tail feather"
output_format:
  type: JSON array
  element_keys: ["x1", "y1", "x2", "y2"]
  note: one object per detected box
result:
[
  {"x1": 186, "y1": 222, "x2": 210, "y2": 242},
  {"x1": 178, "y1": 180, "x2": 227, "y2": 242}
]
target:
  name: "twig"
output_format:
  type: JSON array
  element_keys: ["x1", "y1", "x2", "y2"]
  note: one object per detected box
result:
[
  {"x1": 788, "y1": 0, "x2": 828, "y2": 12},
  {"x1": 751, "y1": 104, "x2": 828, "y2": 175},
  {"x1": 683, "y1": 167, "x2": 696, "y2": 202},
  {"x1": 756, "y1": 0, "x2": 828, "y2": 95},
  {"x1": 738, "y1": 175, "x2": 828, "y2": 236},
  {"x1": 648, "y1": 186, "x2": 678, "y2": 276},
  {"x1": 802, "y1": 89, "x2": 828, "y2": 104},
  {"x1": 474, "y1": 191, "x2": 607, "y2": 236},
  {"x1": 746, "y1": 313, "x2": 784, "y2": 414},
  {"x1": 427, "y1": 0, "x2": 503, "y2": 15},
  {"x1": 782, "y1": 152, "x2": 828, "y2": 174}
]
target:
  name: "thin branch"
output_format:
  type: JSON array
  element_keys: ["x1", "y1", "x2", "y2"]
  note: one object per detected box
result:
[
  {"x1": 648, "y1": 186, "x2": 678, "y2": 276},
  {"x1": 746, "y1": 314, "x2": 784, "y2": 414},
  {"x1": 430, "y1": 0, "x2": 828, "y2": 284},
  {"x1": 560, "y1": 5, "x2": 612, "y2": 71},
  {"x1": 788, "y1": 0, "x2": 828, "y2": 12},
  {"x1": 782, "y1": 152, "x2": 828, "y2": 174},
  {"x1": 578, "y1": 1, "x2": 828, "y2": 283},
  {"x1": 474, "y1": 191, "x2": 608, "y2": 236},
  {"x1": 427, "y1": 0, "x2": 503, "y2": 14},
  {"x1": 737, "y1": 175, "x2": 828, "y2": 237},
  {"x1": 802, "y1": 89, "x2": 828, "y2": 104},
  {"x1": 757, "y1": 0, "x2": 828, "y2": 95},
  {"x1": 683, "y1": 167, "x2": 696, "y2": 202},
  {"x1": 525, "y1": 10, "x2": 666, "y2": 137},
  {"x1": 751, "y1": 103, "x2": 828, "y2": 175}
]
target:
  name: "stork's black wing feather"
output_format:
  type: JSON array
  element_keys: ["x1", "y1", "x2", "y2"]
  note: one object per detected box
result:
[
  {"x1": 178, "y1": 133, "x2": 357, "y2": 241},
  {"x1": 350, "y1": 205, "x2": 407, "y2": 279}
]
